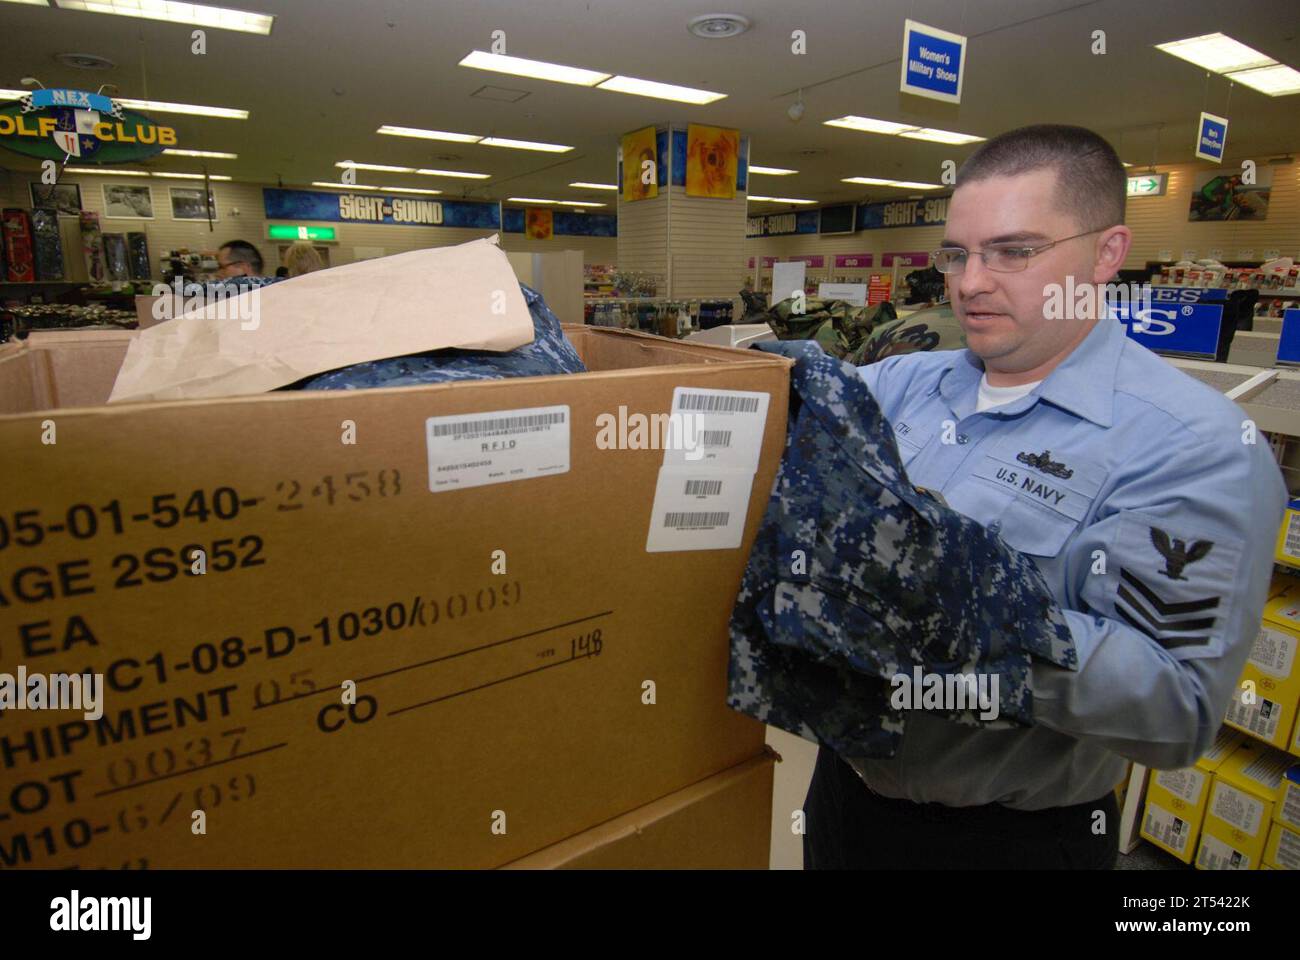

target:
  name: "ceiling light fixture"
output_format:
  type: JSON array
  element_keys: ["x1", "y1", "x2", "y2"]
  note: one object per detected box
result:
[
  {"x1": 312, "y1": 181, "x2": 380, "y2": 190},
  {"x1": 377, "y1": 125, "x2": 482, "y2": 143},
  {"x1": 478, "y1": 136, "x2": 573, "y2": 152},
  {"x1": 337, "y1": 161, "x2": 415, "y2": 173},
  {"x1": 842, "y1": 177, "x2": 942, "y2": 189},
  {"x1": 164, "y1": 148, "x2": 238, "y2": 159},
  {"x1": 825, "y1": 115, "x2": 984, "y2": 144},
  {"x1": 64, "y1": 166, "x2": 149, "y2": 175},
  {"x1": 687, "y1": 14, "x2": 751, "y2": 39},
  {"x1": 458, "y1": 50, "x2": 609, "y2": 86},
  {"x1": 749, "y1": 165, "x2": 798, "y2": 175},
  {"x1": 897, "y1": 127, "x2": 984, "y2": 145},
  {"x1": 558, "y1": 200, "x2": 606, "y2": 207},
  {"x1": 569, "y1": 181, "x2": 618, "y2": 190},
  {"x1": 1226, "y1": 63, "x2": 1300, "y2": 96},
  {"x1": 151, "y1": 172, "x2": 232, "y2": 180},
  {"x1": 1155, "y1": 33, "x2": 1276, "y2": 73},
  {"x1": 0, "y1": 88, "x2": 249, "y2": 118},
  {"x1": 747, "y1": 195, "x2": 816, "y2": 204},
  {"x1": 380, "y1": 186, "x2": 443, "y2": 194},
  {"x1": 507, "y1": 197, "x2": 557, "y2": 204},
  {"x1": 51, "y1": 0, "x2": 274, "y2": 35},
  {"x1": 415, "y1": 168, "x2": 491, "y2": 179},
  {"x1": 595, "y1": 75, "x2": 725, "y2": 104}
]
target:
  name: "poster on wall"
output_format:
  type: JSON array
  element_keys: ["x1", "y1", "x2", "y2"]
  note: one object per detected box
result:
[
  {"x1": 29, "y1": 181, "x2": 82, "y2": 216},
  {"x1": 102, "y1": 183, "x2": 154, "y2": 219},
  {"x1": 170, "y1": 186, "x2": 218, "y2": 222},
  {"x1": 621, "y1": 125, "x2": 658, "y2": 202},
  {"x1": 685, "y1": 123, "x2": 739, "y2": 199},
  {"x1": 1188, "y1": 167, "x2": 1272, "y2": 221},
  {"x1": 525, "y1": 207, "x2": 553, "y2": 240}
]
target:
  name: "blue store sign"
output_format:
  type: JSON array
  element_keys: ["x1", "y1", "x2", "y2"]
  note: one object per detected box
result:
[
  {"x1": 1195, "y1": 112, "x2": 1229, "y2": 163},
  {"x1": 1277, "y1": 309, "x2": 1300, "y2": 365},
  {"x1": 1112, "y1": 301, "x2": 1224, "y2": 359},
  {"x1": 263, "y1": 188, "x2": 501, "y2": 229},
  {"x1": 900, "y1": 19, "x2": 966, "y2": 103}
]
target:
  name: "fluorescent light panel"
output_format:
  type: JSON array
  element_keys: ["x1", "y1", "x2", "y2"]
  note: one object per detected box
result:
[
  {"x1": 1155, "y1": 33, "x2": 1276, "y2": 73},
  {"x1": 152, "y1": 172, "x2": 231, "y2": 180},
  {"x1": 1226, "y1": 63, "x2": 1300, "y2": 96},
  {"x1": 569, "y1": 181, "x2": 617, "y2": 190},
  {"x1": 52, "y1": 0, "x2": 273, "y2": 34},
  {"x1": 377, "y1": 125, "x2": 481, "y2": 143},
  {"x1": 596, "y1": 74, "x2": 725, "y2": 104},
  {"x1": 559, "y1": 201, "x2": 605, "y2": 207},
  {"x1": 65, "y1": 167, "x2": 149, "y2": 175},
  {"x1": 479, "y1": 136, "x2": 572, "y2": 152},
  {"x1": 842, "y1": 177, "x2": 941, "y2": 189},
  {"x1": 164, "y1": 148, "x2": 237, "y2": 159},
  {"x1": 458, "y1": 50, "x2": 609, "y2": 86},
  {"x1": 115, "y1": 97, "x2": 248, "y2": 119},
  {"x1": 380, "y1": 186, "x2": 442, "y2": 194},
  {"x1": 747, "y1": 195, "x2": 816, "y2": 204},
  {"x1": 415, "y1": 168, "x2": 491, "y2": 179},
  {"x1": 749, "y1": 165, "x2": 797, "y2": 175},
  {"x1": 337, "y1": 161, "x2": 414, "y2": 173},
  {"x1": 825, "y1": 115, "x2": 983, "y2": 144},
  {"x1": 312, "y1": 181, "x2": 379, "y2": 190},
  {"x1": 507, "y1": 197, "x2": 556, "y2": 203}
]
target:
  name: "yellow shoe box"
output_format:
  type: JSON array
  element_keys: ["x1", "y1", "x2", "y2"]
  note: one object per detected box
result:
[
  {"x1": 1197, "y1": 741, "x2": 1293, "y2": 870},
  {"x1": 1264, "y1": 821, "x2": 1300, "y2": 870},
  {"x1": 1278, "y1": 762, "x2": 1300, "y2": 833},
  {"x1": 1141, "y1": 729, "x2": 1241, "y2": 863},
  {"x1": 1224, "y1": 586, "x2": 1300, "y2": 750},
  {"x1": 1274, "y1": 498, "x2": 1300, "y2": 569}
]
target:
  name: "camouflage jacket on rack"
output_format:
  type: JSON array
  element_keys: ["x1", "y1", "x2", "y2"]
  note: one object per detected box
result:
[{"x1": 726, "y1": 340, "x2": 1078, "y2": 760}]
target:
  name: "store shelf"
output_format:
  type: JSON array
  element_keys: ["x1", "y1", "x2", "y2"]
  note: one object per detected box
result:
[{"x1": 1169, "y1": 358, "x2": 1300, "y2": 436}]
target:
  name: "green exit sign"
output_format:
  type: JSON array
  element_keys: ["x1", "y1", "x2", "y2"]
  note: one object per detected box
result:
[
  {"x1": 268, "y1": 224, "x2": 337, "y2": 241},
  {"x1": 1126, "y1": 173, "x2": 1167, "y2": 198}
]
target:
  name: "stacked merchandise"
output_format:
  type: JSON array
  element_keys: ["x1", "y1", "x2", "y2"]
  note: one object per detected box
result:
[
  {"x1": 103, "y1": 234, "x2": 130, "y2": 281},
  {"x1": 30, "y1": 209, "x2": 64, "y2": 281},
  {"x1": 126, "y1": 232, "x2": 151, "y2": 280},
  {"x1": 2, "y1": 209, "x2": 35, "y2": 282},
  {"x1": 1140, "y1": 729, "x2": 1242, "y2": 863},
  {"x1": 78, "y1": 211, "x2": 106, "y2": 283},
  {"x1": 1195, "y1": 740, "x2": 1296, "y2": 870},
  {"x1": 1223, "y1": 576, "x2": 1300, "y2": 753}
]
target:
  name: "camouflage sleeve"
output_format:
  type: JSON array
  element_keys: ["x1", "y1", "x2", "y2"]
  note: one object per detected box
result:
[{"x1": 1031, "y1": 435, "x2": 1286, "y2": 769}]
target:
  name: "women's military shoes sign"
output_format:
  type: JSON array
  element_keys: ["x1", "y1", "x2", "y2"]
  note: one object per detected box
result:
[{"x1": 0, "y1": 88, "x2": 176, "y2": 163}]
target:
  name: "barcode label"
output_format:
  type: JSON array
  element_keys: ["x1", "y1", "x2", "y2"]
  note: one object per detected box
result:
[
  {"x1": 684, "y1": 479, "x2": 723, "y2": 497},
  {"x1": 1226, "y1": 694, "x2": 1280, "y2": 741},
  {"x1": 1197, "y1": 833, "x2": 1248, "y2": 870},
  {"x1": 679, "y1": 393, "x2": 759, "y2": 413},
  {"x1": 426, "y1": 405, "x2": 570, "y2": 492},
  {"x1": 700, "y1": 430, "x2": 732, "y2": 447},
  {"x1": 663, "y1": 511, "x2": 729, "y2": 529},
  {"x1": 431, "y1": 411, "x2": 566, "y2": 438},
  {"x1": 1285, "y1": 512, "x2": 1300, "y2": 558},
  {"x1": 1142, "y1": 805, "x2": 1190, "y2": 854}
]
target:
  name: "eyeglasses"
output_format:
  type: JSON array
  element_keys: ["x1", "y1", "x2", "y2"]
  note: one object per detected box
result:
[{"x1": 932, "y1": 229, "x2": 1105, "y2": 274}]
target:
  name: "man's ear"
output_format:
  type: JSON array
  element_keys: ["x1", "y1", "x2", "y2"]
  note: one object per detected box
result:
[{"x1": 1092, "y1": 225, "x2": 1132, "y2": 284}]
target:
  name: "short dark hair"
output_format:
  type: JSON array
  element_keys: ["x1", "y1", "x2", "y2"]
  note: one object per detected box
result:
[
  {"x1": 956, "y1": 124, "x2": 1126, "y2": 232},
  {"x1": 220, "y1": 240, "x2": 263, "y2": 273}
]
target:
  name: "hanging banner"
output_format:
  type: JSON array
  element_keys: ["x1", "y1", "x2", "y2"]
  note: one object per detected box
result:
[
  {"x1": 525, "y1": 207, "x2": 553, "y2": 240},
  {"x1": 1194, "y1": 112, "x2": 1229, "y2": 163},
  {"x1": 685, "y1": 124, "x2": 740, "y2": 199},
  {"x1": 857, "y1": 196, "x2": 949, "y2": 230},
  {"x1": 0, "y1": 88, "x2": 175, "y2": 163},
  {"x1": 745, "y1": 210, "x2": 819, "y2": 237},
  {"x1": 621, "y1": 126, "x2": 659, "y2": 202},
  {"x1": 900, "y1": 19, "x2": 966, "y2": 104},
  {"x1": 263, "y1": 188, "x2": 500, "y2": 228}
]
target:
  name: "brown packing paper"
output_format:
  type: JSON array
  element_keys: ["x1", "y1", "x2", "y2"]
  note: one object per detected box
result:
[{"x1": 108, "y1": 235, "x2": 535, "y2": 404}]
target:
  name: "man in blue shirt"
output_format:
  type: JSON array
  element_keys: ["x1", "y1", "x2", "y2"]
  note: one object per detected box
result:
[{"x1": 804, "y1": 124, "x2": 1287, "y2": 869}]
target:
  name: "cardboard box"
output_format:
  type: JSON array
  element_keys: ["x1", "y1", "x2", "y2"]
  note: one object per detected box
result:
[
  {"x1": 1274, "y1": 499, "x2": 1300, "y2": 570},
  {"x1": 1278, "y1": 762, "x2": 1300, "y2": 833},
  {"x1": 1139, "y1": 730, "x2": 1241, "y2": 862},
  {"x1": 1224, "y1": 585, "x2": 1300, "y2": 750},
  {"x1": 1197, "y1": 741, "x2": 1292, "y2": 869},
  {"x1": 1264, "y1": 821, "x2": 1300, "y2": 870},
  {"x1": 0, "y1": 324, "x2": 791, "y2": 868},
  {"x1": 501, "y1": 751, "x2": 776, "y2": 869}
]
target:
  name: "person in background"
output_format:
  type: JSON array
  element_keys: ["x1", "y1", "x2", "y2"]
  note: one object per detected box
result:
[
  {"x1": 215, "y1": 240, "x2": 265, "y2": 279},
  {"x1": 283, "y1": 242, "x2": 326, "y2": 278},
  {"x1": 275, "y1": 266, "x2": 290, "y2": 278}
]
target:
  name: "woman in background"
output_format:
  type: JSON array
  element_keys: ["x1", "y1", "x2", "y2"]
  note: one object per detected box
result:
[{"x1": 283, "y1": 242, "x2": 325, "y2": 277}]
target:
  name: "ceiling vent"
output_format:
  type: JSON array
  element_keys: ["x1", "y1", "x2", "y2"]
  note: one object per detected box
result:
[
  {"x1": 54, "y1": 52, "x2": 116, "y2": 71},
  {"x1": 688, "y1": 14, "x2": 751, "y2": 39},
  {"x1": 471, "y1": 85, "x2": 531, "y2": 103}
]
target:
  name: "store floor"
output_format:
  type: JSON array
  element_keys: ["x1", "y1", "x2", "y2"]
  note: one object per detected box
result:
[{"x1": 764, "y1": 727, "x2": 1183, "y2": 870}]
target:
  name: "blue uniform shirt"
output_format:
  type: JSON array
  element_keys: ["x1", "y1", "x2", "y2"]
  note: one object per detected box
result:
[{"x1": 851, "y1": 314, "x2": 1287, "y2": 810}]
